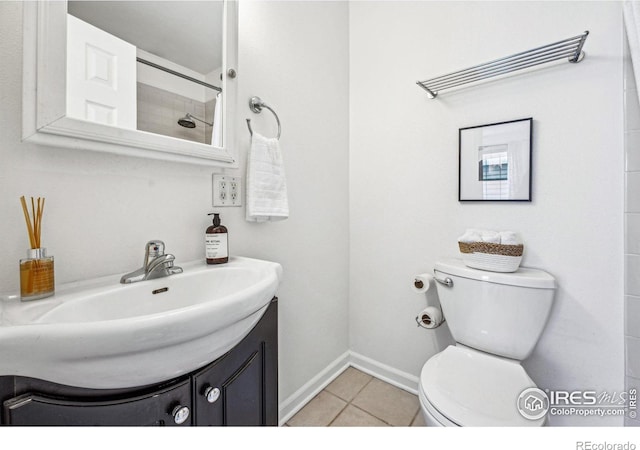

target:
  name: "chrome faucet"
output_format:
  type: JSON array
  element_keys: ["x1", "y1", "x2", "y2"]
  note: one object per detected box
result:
[{"x1": 120, "y1": 240, "x2": 183, "y2": 284}]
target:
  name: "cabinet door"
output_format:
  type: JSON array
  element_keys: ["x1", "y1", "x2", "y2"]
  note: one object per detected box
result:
[
  {"x1": 194, "y1": 299, "x2": 278, "y2": 426},
  {"x1": 3, "y1": 379, "x2": 191, "y2": 426}
]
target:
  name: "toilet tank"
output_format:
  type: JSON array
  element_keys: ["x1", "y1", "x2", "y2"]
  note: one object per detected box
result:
[{"x1": 434, "y1": 259, "x2": 556, "y2": 361}]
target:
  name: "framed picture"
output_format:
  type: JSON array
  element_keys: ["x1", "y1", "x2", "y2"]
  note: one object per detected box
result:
[{"x1": 459, "y1": 118, "x2": 532, "y2": 202}]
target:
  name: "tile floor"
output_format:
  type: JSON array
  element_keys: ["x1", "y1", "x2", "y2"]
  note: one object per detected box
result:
[{"x1": 286, "y1": 367, "x2": 425, "y2": 427}]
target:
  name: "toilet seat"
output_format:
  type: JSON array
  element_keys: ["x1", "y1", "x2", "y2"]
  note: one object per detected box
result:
[
  {"x1": 419, "y1": 345, "x2": 545, "y2": 427},
  {"x1": 419, "y1": 388, "x2": 458, "y2": 426}
]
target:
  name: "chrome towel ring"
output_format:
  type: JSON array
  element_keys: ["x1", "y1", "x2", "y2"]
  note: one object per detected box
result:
[{"x1": 246, "y1": 96, "x2": 282, "y2": 140}]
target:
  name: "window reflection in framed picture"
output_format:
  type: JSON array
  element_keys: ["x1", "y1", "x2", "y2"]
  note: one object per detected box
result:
[{"x1": 459, "y1": 118, "x2": 532, "y2": 202}]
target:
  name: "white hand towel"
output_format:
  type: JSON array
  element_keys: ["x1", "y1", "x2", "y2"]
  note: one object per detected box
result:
[
  {"x1": 246, "y1": 132, "x2": 289, "y2": 222},
  {"x1": 499, "y1": 231, "x2": 522, "y2": 245}
]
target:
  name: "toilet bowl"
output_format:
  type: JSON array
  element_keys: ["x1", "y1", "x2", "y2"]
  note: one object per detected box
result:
[
  {"x1": 418, "y1": 259, "x2": 556, "y2": 427},
  {"x1": 418, "y1": 345, "x2": 545, "y2": 426}
]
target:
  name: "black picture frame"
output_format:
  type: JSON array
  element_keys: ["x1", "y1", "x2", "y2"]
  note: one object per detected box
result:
[{"x1": 458, "y1": 117, "x2": 533, "y2": 202}]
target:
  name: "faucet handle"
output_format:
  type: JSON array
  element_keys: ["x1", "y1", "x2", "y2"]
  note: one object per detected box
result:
[
  {"x1": 144, "y1": 240, "x2": 165, "y2": 266},
  {"x1": 146, "y1": 240, "x2": 165, "y2": 256}
]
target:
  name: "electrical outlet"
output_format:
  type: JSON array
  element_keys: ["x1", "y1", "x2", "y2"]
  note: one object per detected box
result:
[
  {"x1": 229, "y1": 179, "x2": 239, "y2": 202},
  {"x1": 212, "y1": 174, "x2": 242, "y2": 207}
]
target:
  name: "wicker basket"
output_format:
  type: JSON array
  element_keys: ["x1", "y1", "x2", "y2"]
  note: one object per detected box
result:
[{"x1": 458, "y1": 241, "x2": 524, "y2": 273}]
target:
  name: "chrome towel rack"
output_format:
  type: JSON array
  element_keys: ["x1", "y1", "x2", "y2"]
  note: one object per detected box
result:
[
  {"x1": 416, "y1": 31, "x2": 589, "y2": 99},
  {"x1": 246, "y1": 96, "x2": 282, "y2": 140}
]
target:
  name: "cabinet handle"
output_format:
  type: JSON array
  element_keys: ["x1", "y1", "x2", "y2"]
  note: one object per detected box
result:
[
  {"x1": 204, "y1": 386, "x2": 221, "y2": 404},
  {"x1": 172, "y1": 405, "x2": 190, "y2": 425}
]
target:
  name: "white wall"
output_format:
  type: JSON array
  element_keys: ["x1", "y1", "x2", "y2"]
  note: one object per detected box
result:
[
  {"x1": 222, "y1": 0, "x2": 351, "y2": 406},
  {"x1": 0, "y1": 0, "x2": 350, "y2": 409},
  {"x1": 349, "y1": 1, "x2": 624, "y2": 426}
]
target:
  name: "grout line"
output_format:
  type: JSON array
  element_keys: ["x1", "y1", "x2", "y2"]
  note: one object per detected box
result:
[
  {"x1": 327, "y1": 374, "x2": 392, "y2": 426},
  {"x1": 348, "y1": 403, "x2": 394, "y2": 427},
  {"x1": 289, "y1": 369, "x2": 420, "y2": 427},
  {"x1": 349, "y1": 374, "x2": 393, "y2": 425},
  {"x1": 349, "y1": 373, "x2": 374, "y2": 401},
  {"x1": 326, "y1": 373, "x2": 376, "y2": 426},
  {"x1": 410, "y1": 409, "x2": 420, "y2": 427},
  {"x1": 325, "y1": 368, "x2": 373, "y2": 403},
  {"x1": 326, "y1": 399, "x2": 350, "y2": 427},
  {"x1": 347, "y1": 372, "x2": 421, "y2": 427}
]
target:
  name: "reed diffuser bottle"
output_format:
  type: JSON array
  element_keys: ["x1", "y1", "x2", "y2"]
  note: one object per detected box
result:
[{"x1": 19, "y1": 196, "x2": 54, "y2": 301}]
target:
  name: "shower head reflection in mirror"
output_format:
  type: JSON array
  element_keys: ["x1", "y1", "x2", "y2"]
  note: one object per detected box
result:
[{"x1": 178, "y1": 113, "x2": 213, "y2": 129}]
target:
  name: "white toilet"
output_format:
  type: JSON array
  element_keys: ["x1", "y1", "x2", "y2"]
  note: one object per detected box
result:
[{"x1": 419, "y1": 258, "x2": 556, "y2": 427}]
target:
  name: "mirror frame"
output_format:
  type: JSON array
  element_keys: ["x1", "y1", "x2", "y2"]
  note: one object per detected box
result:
[
  {"x1": 458, "y1": 118, "x2": 533, "y2": 202},
  {"x1": 22, "y1": 1, "x2": 238, "y2": 167}
]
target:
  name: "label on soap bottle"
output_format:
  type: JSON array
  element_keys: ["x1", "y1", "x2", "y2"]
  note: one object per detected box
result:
[{"x1": 205, "y1": 233, "x2": 228, "y2": 259}]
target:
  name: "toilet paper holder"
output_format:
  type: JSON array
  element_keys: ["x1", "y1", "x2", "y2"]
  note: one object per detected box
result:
[
  {"x1": 415, "y1": 314, "x2": 432, "y2": 327},
  {"x1": 415, "y1": 306, "x2": 445, "y2": 329},
  {"x1": 413, "y1": 275, "x2": 453, "y2": 290}
]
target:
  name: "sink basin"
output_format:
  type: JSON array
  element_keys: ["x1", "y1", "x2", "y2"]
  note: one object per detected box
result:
[{"x1": 0, "y1": 256, "x2": 282, "y2": 389}]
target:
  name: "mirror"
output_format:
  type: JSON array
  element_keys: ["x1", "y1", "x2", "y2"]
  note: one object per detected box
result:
[
  {"x1": 22, "y1": 1, "x2": 238, "y2": 167},
  {"x1": 458, "y1": 118, "x2": 532, "y2": 201}
]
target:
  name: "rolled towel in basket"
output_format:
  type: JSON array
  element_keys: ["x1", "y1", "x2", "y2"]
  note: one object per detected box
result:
[
  {"x1": 499, "y1": 231, "x2": 522, "y2": 245},
  {"x1": 480, "y1": 230, "x2": 501, "y2": 244},
  {"x1": 458, "y1": 229, "x2": 482, "y2": 243}
]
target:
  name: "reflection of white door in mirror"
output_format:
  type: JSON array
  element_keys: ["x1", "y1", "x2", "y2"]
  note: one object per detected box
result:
[
  {"x1": 22, "y1": 1, "x2": 238, "y2": 167},
  {"x1": 66, "y1": 14, "x2": 137, "y2": 129}
]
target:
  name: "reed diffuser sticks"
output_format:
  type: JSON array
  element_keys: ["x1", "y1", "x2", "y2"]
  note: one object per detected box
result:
[
  {"x1": 20, "y1": 196, "x2": 45, "y2": 249},
  {"x1": 19, "y1": 196, "x2": 54, "y2": 301}
]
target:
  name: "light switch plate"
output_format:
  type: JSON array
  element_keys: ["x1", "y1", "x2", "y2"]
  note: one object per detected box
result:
[{"x1": 212, "y1": 174, "x2": 242, "y2": 207}]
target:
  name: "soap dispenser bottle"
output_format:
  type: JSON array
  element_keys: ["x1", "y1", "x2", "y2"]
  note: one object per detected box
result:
[{"x1": 205, "y1": 213, "x2": 229, "y2": 264}]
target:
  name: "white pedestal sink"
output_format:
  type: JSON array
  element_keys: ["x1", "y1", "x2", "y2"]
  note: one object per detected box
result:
[{"x1": 0, "y1": 256, "x2": 282, "y2": 389}]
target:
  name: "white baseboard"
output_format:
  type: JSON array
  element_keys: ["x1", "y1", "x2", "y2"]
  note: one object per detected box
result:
[
  {"x1": 349, "y1": 351, "x2": 419, "y2": 395},
  {"x1": 278, "y1": 351, "x2": 350, "y2": 426},
  {"x1": 278, "y1": 350, "x2": 420, "y2": 425}
]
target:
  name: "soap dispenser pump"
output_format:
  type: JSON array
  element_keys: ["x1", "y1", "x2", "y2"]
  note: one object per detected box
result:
[{"x1": 205, "y1": 213, "x2": 229, "y2": 264}]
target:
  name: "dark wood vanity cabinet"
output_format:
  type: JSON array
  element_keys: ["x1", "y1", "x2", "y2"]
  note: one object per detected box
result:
[
  {"x1": 3, "y1": 380, "x2": 193, "y2": 426},
  {"x1": 194, "y1": 298, "x2": 278, "y2": 426},
  {"x1": 0, "y1": 298, "x2": 278, "y2": 426}
]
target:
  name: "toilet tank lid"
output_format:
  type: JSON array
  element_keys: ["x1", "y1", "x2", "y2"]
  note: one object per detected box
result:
[{"x1": 434, "y1": 258, "x2": 556, "y2": 289}]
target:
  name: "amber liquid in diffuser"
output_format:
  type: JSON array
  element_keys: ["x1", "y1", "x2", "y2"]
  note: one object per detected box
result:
[{"x1": 20, "y1": 249, "x2": 55, "y2": 301}]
